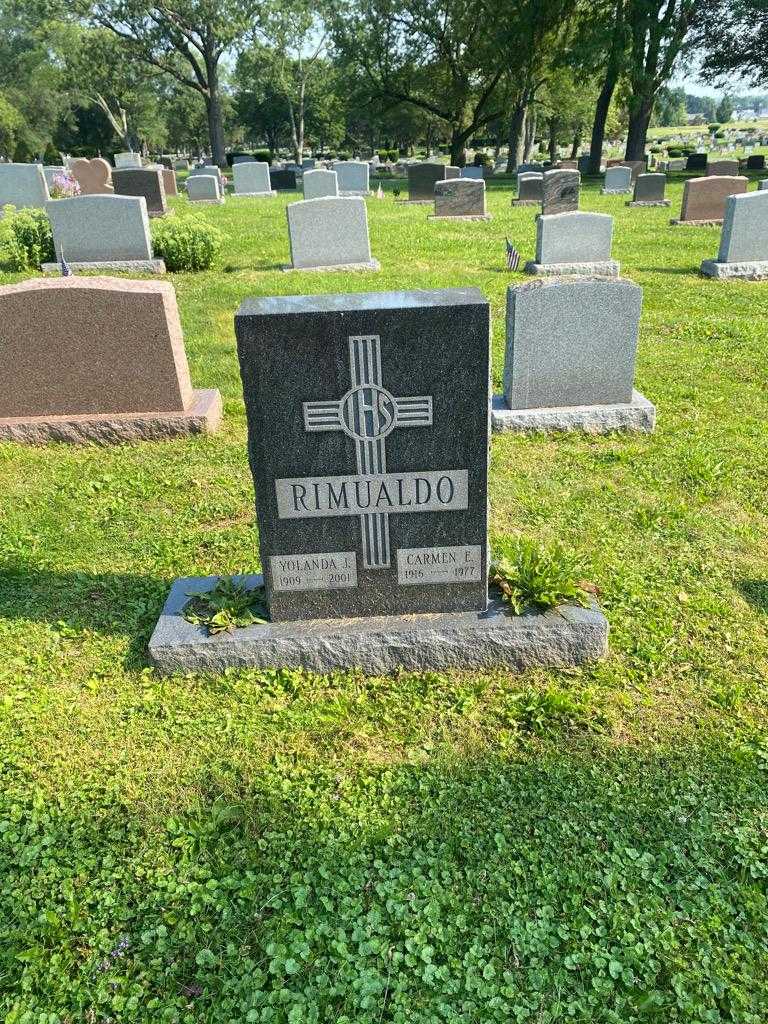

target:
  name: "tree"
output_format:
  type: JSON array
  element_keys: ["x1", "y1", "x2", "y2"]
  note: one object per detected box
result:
[
  {"x1": 698, "y1": 0, "x2": 768, "y2": 86},
  {"x1": 715, "y1": 93, "x2": 734, "y2": 122},
  {"x1": 330, "y1": 0, "x2": 506, "y2": 166},
  {"x1": 653, "y1": 84, "x2": 687, "y2": 125},
  {"x1": 87, "y1": 0, "x2": 263, "y2": 165},
  {"x1": 623, "y1": 0, "x2": 702, "y2": 160},
  {"x1": 0, "y1": 94, "x2": 24, "y2": 159}
]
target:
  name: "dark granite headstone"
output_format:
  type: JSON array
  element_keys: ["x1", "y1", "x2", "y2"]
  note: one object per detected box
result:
[
  {"x1": 577, "y1": 155, "x2": 591, "y2": 174},
  {"x1": 433, "y1": 178, "x2": 486, "y2": 217},
  {"x1": 269, "y1": 169, "x2": 297, "y2": 190},
  {"x1": 517, "y1": 173, "x2": 543, "y2": 202},
  {"x1": 633, "y1": 172, "x2": 666, "y2": 202},
  {"x1": 747, "y1": 155, "x2": 766, "y2": 170},
  {"x1": 112, "y1": 168, "x2": 167, "y2": 217},
  {"x1": 686, "y1": 153, "x2": 707, "y2": 172},
  {"x1": 407, "y1": 163, "x2": 447, "y2": 201},
  {"x1": 235, "y1": 288, "x2": 490, "y2": 622},
  {"x1": 541, "y1": 169, "x2": 580, "y2": 215}
]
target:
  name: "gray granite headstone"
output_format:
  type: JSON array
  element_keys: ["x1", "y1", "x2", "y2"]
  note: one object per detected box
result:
[
  {"x1": 542, "y1": 169, "x2": 580, "y2": 214},
  {"x1": 461, "y1": 166, "x2": 484, "y2": 179},
  {"x1": 114, "y1": 152, "x2": 142, "y2": 169},
  {"x1": 286, "y1": 196, "x2": 376, "y2": 270},
  {"x1": 503, "y1": 277, "x2": 642, "y2": 409},
  {"x1": 0, "y1": 163, "x2": 49, "y2": 209},
  {"x1": 333, "y1": 161, "x2": 370, "y2": 194},
  {"x1": 188, "y1": 164, "x2": 223, "y2": 186},
  {"x1": 270, "y1": 168, "x2": 298, "y2": 191},
  {"x1": 603, "y1": 166, "x2": 632, "y2": 193},
  {"x1": 45, "y1": 194, "x2": 152, "y2": 262},
  {"x1": 232, "y1": 161, "x2": 273, "y2": 196},
  {"x1": 517, "y1": 162, "x2": 543, "y2": 174},
  {"x1": 535, "y1": 211, "x2": 613, "y2": 264},
  {"x1": 516, "y1": 172, "x2": 543, "y2": 202},
  {"x1": 759, "y1": 179, "x2": 768, "y2": 191},
  {"x1": 632, "y1": 173, "x2": 667, "y2": 202},
  {"x1": 234, "y1": 288, "x2": 491, "y2": 621},
  {"x1": 112, "y1": 168, "x2": 167, "y2": 216},
  {"x1": 303, "y1": 169, "x2": 338, "y2": 200},
  {"x1": 432, "y1": 178, "x2": 486, "y2": 217},
  {"x1": 187, "y1": 174, "x2": 223, "y2": 203},
  {"x1": 174, "y1": 159, "x2": 190, "y2": 170},
  {"x1": 717, "y1": 190, "x2": 768, "y2": 262},
  {"x1": 407, "y1": 163, "x2": 447, "y2": 201},
  {"x1": 302, "y1": 158, "x2": 316, "y2": 170},
  {"x1": 445, "y1": 166, "x2": 461, "y2": 179}
]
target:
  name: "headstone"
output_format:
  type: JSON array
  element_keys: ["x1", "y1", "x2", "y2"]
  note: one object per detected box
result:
[
  {"x1": 233, "y1": 161, "x2": 275, "y2": 197},
  {"x1": 186, "y1": 174, "x2": 224, "y2": 204},
  {"x1": 174, "y1": 159, "x2": 190, "y2": 171},
  {"x1": 673, "y1": 175, "x2": 748, "y2": 224},
  {"x1": 577, "y1": 155, "x2": 592, "y2": 174},
  {"x1": 707, "y1": 159, "x2": 739, "y2": 176},
  {"x1": 628, "y1": 172, "x2": 669, "y2": 207},
  {"x1": 461, "y1": 166, "x2": 484, "y2": 179},
  {"x1": 542, "y1": 169, "x2": 580, "y2": 214},
  {"x1": 701, "y1": 190, "x2": 768, "y2": 279},
  {"x1": 70, "y1": 157, "x2": 114, "y2": 195},
  {"x1": 602, "y1": 166, "x2": 632, "y2": 193},
  {"x1": 162, "y1": 168, "x2": 178, "y2": 197},
  {"x1": 686, "y1": 153, "x2": 707, "y2": 172},
  {"x1": 0, "y1": 277, "x2": 221, "y2": 443},
  {"x1": 234, "y1": 287, "x2": 490, "y2": 621},
  {"x1": 493, "y1": 277, "x2": 654, "y2": 434},
  {"x1": 668, "y1": 158, "x2": 686, "y2": 171},
  {"x1": 112, "y1": 167, "x2": 167, "y2": 217},
  {"x1": 270, "y1": 168, "x2": 298, "y2": 191},
  {"x1": 231, "y1": 154, "x2": 252, "y2": 165},
  {"x1": 0, "y1": 163, "x2": 49, "y2": 209},
  {"x1": 303, "y1": 169, "x2": 338, "y2": 200},
  {"x1": 606, "y1": 159, "x2": 645, "y2": 181},
  {"x1": 759, "y1": 179, "x2": 768, "y2": 191},
  {"x1": 514, "y1": 172, "x2": 543, "y2": 204},
  {"x1": 285, "y1": 197, "x2": 378, "y2": 271},
  {"x1": 445, "y1": 166, "x2": 461, "y2": 179},
  {"x1": 559, "y1": 159, "x2": 579, "y2": 170},
  {"x1": 188, "y1": 164, "x2": 224, "y2": 187},
  {"x1": 43, "y1": 194, "x2": 164, "y2": 273},
  {"x1": 517, "y1": 162, "x2": 543, "y2": 174},
  {"x1": 302, "y1": 158, "x2": 316, "y2": 170},
  {"x1": 524, "y1": 211, "x2": 618, "y2": 277},
  {"x1": 114, "y1": 152, "x2": 143, "y2": 169},
  {"x1": 430, "y1": 178, "x2": 488, "y2": 219},
  {"x1": 746, "y1": 155, "x2": 766, "y2": 170},
  {"x1": 333, "y1": 160, "x2": 370, "y2": 195},
  {"x1": 406, "y1": 163, "x2": 447, "y2": 202}
]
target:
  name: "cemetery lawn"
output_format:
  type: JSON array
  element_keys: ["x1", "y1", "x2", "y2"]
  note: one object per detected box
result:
[{"x1": 2, "y1": 175, "x2": 768, "y2": 1023}]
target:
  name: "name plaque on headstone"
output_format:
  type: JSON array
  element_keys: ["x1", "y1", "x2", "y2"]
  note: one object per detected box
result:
[{"x1": 235, "y1": 289, "x2": 490, "y2": 622}]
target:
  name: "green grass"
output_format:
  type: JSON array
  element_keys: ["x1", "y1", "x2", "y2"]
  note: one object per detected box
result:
[{"x1": 1, "y1": 177, "x2": 768, "y2": 1022}]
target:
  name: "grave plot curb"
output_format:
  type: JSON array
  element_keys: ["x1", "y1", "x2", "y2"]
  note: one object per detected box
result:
[
  {"x1": 281, "y1": 259, "x2": 381, "y2": 273},
  {"x1": 148, "y1": 573, "x2": 609, "y2": 675},
  {"x1": 491, "y1": 391, "x2": 656, "y2": 434},
  {"x1": 41, "y1": 259, "x2": 166, "y2": 274},
  {"x1": 669, "y1": 218, "x2": 723, "y2": 227},
  {"x1": 523, "y1": 259, "x2": 620, "y2": 277},
  {"x1": 626, "y1": 200, "x2": 671, "y2": 207},
  {"x1": 428, "y1": 214, "x2": 492, "y2": 221}
]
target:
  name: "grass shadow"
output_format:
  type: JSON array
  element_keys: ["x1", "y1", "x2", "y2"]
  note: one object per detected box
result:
[
  {"x1": 737, "y1": 579, "x2": 768, "y2": 614},
  {"x1": 0, "y1": 565, "x2": 169, "y2": 668}
]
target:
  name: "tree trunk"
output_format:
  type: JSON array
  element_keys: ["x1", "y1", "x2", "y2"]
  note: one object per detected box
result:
[
  {"x1": 570, "y1": 130, "x2": 581, "y2": 158},
  {"x1": 625, "y1": 94, "x2": 653, "y2": 160},
  {"x1": 506, "y1": 101, "x2": 526, "y2": 172},
  {"x1": 588, "y1": 72, "x2": 617, "y2": 174},
  {"x1": 548, "y1": 117, "x2": 558, "y2": 162},
  {"x1": 524, "y1": 110, "x2": 536, "y2": 161},
  {"x1": 450, "y1": 126, "x2": 467, "y2": 167},
  {"x1": 205, "y1": 67, "x2": 226, "y2": 167}
]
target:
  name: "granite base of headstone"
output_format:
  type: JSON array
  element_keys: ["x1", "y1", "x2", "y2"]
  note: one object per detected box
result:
[
  {"x1": 149, "y1": 287, "x2": 608, "y2": 674},
  {"x1": 700, "y1": 190, "x2": 768, "y2": 280},
  {"x1": 524, "y1": 211, "x2": 619, "y2": 277},
  {"x1": 0, "y1": 277, "x2": 221, "y2": 444},
  {"x1": 492, "y1": 276, "x2": 655, "y2": 435}
]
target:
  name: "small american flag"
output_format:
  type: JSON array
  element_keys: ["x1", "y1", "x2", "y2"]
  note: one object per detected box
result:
[
  {"x1": 59, "y1": 247, "x2": 73, "y2": 277},
  {"x1": 505, "y1": 237, "x2": 520, "y2": 271}
]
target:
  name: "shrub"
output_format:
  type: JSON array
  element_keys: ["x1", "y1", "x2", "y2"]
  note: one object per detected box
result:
[
  {"x1": 490, "y1": 537, "x2": 593, "y2": 615},
  {"x1": 473, "y1": 150, "x2": 492, "y2": 167},
  {"x1": 252, "y1": 149, "x2": 272, "y2": 164},
  {"x1": 708, "y1": 123, "x2": 721, "y2": 133},
  {"x1": 151, "y1": 214, "x2": 222, "y2": 272},
  {"x1": 668, "y1": 148, "x2": 683, "y2": 157},
  {"x1": 377, "y1": 150, "x2": 389, "y2": 162},
  {"x1": 0, "y1": 205, "x2": 54, "y2": 270},
  {"x1": 715, "y1": 131, "x2": 725, "y2": 139},
  {"x1": 12, "y1": 139, "x2": 35, "y2": 162},
  {"x1": 649, "y1": 145, "x2": 662, "y2": 154}
]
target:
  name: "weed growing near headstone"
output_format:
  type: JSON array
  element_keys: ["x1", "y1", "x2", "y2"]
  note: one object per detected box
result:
[
  {"x1": 183, "y1": 577, "x2": 268, "y2": 634},
  {"x1": 0, "y1": 205, "x2": 54, "y2": 270},
  {"x1": 151, "y1": 213, "x2": 222, "y2": 271},
  {"x1": 490, "y1": 537, "x2": 593, "y2": 613}
]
